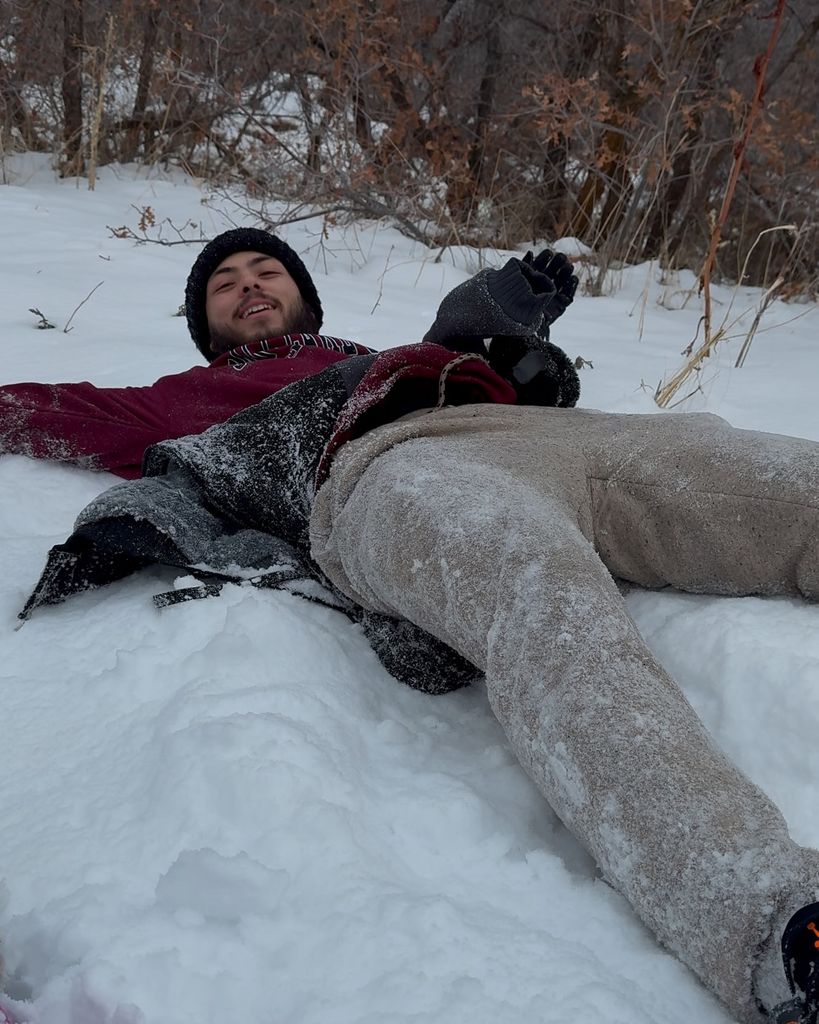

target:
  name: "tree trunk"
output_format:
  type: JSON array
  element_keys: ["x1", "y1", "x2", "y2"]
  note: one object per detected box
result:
[
  {"x1": 642, "y1": 128, "x2": 700, "y2": 260},
  {"x1": 0, "y1": 70, "x2": 35, "y2": 148},
  {"x1": 566, "y1": 3, "x2": 648, "y2": 243},
  {"x1": 466, "y1": 13, "x2": 501, "y2": 194},
  {"x1": 124, "y1": 4, "x2": 162, "y2": 162},
  {"x1": 667, "y1": 142, "x2": 730, "y2": 267},
  {"x1": 568, "y1": 125, "x2": 631, "y2": 242},
  {"x1": 60, "y1": 0, "x2": 85, "y2": 177},
  {"x1": 531, "y1": 143, "x2": 570, "y2": 241}
]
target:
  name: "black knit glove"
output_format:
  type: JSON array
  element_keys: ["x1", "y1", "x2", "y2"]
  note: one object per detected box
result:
[
  {"x1": 423, "y1": 249, "x2": 577, "y2": 350},
  {"x1": 485, "y1": 335, "x2": 580, "y2": 408},
  {"x1": 423, "y1": 250, "x2": 580, "y2": 408},
  {"x1": 522, "y1": 249, "x2": 578, "y2": 327}
]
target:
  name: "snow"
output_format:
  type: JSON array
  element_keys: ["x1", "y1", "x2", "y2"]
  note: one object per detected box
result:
[{"x1": 1, "y1": 153, "x2": 818, "y2": 1024}]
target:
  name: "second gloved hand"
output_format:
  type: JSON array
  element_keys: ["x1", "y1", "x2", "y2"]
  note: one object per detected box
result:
[{"x1": 485, "y1": 335, "x2": 580, "y2": 408}]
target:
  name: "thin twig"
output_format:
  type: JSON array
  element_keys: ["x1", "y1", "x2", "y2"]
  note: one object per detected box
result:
[
  {"x1": 88, "y1": 14, "x2": 115, "y2": 192},
  {"x1": 107, "y1": 225, "x2": 205, "y2": 246},
  {"x1": 628, "y1": 259, "x2": 653, "y2": 342},
  {"x1": 29, "y1": 307, "x2": 56, "y2": 330},
  {"x1": 734, "y1": 276, "x2": 784, "y2": 368},
  {"x1": 747, "y1": 306, "x2": 816, "y2": 335},
  {"x1": 370, "y1": 245, "x2": 395, "y2": 315},
  {"x1": 63, "y1": 281, "x2": 105, "y2": 333},
  {"x1": 735, "y1": 224, "x2": 796, "y2": 297},
  {"x1": 666, "y1": 382, "x2": 704, "y2": 409}
]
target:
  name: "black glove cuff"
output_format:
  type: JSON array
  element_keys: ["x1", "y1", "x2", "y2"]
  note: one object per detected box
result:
[{"x1": 486, "y1": 260, "x2": 554, "y2": 330}]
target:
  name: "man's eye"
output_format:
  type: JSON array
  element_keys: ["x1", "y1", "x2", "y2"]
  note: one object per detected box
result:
[
  {"x1": 216, "y1": 280, "x2": 233, "y2": 292},
  {"x1": 260, "y1": 270, "x2": 279, "y2": 277}
]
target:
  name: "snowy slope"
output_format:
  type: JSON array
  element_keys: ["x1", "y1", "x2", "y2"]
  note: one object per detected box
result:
[{"x1": 1, "y1": 155, "x2": 817, "y2": 1024}]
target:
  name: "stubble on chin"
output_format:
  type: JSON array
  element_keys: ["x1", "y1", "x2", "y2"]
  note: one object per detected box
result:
[{"x1": 206, "y1": 297, "x2": 319, "y2": 358}]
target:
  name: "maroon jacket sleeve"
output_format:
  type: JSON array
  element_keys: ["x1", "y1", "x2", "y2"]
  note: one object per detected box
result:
[
  {"x1": 0, "y1": 342, "x2": 371, "y2": 479},
  {"x1": 0, "y1": 369, "x2": 217, "y2": 479}
]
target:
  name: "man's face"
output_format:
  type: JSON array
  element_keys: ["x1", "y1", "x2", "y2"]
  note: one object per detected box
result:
[{"x1": 204, "y1": 250, "x2": 310, "y2": 355}]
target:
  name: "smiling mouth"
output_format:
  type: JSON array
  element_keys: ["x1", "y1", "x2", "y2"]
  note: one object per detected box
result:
[{"x1": 239, "y1": 303, "x2": 276, "y2": 320}]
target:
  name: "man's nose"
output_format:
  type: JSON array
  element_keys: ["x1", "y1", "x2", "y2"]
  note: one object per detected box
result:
[{"x1": 237, "y1": 268, "x2": 262, "y2": 291}]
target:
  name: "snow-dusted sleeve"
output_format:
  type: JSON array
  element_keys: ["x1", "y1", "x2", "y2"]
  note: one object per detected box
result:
[
  {"x1": 358, "y1": 609, "x2": 480, "y2": 694},
  {"x1": 0, "y1": 375, "x2": 198, "y2": 479}
]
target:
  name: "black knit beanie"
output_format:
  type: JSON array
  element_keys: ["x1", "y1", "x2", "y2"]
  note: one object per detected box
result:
[{"x1": 185, "y1": 228, "x2": 324, "y2": 360}]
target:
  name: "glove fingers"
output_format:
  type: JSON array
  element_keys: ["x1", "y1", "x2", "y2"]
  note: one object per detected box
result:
[
  {"x1": 548, "y1": 252, "x2": 574, "y2": 282},
  {"x1": 557, "y1": 268, "x2": 579, "y2": 300},
  {"x1": 518, "y1": 260, "x2": 558, "y2": 299},
  {"x1": 532, "y1": 249, "x2": 578, "y2": 303},
  {"x1": 532, "y1": 248, "x2": 567, "y2": 274},
  {"x1": 531, "y1": 248, "x2": 555, "y2": 274}
]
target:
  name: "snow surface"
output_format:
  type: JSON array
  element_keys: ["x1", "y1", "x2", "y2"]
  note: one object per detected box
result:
[{"x1": 1, "y1": 154, "x2": 818, "y2": 1024}]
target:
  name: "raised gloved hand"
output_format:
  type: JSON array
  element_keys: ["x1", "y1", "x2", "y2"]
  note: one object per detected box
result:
[
  {"x1": 522, "y1": 248, "x2": 578, "y2": 326},
  {"x1": 423, "y1": 248, "x2": 578, "y2": 350}
]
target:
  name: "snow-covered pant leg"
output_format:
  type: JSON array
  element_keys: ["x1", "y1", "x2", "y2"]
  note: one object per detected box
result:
[
  {"x1": 310, "y1": 406, "x2": 819, "y2": 1024},
  {"x1": 584, "y1": 411, "x2": 819, "y2": 600}
]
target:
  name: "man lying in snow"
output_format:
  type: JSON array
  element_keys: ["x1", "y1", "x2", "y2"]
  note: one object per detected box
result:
[
  {"x1": 0, "y1": 230, "x2": 373, "y2": 478},
  {"x1": 10, "y1": 229, "x2": 581, "y2": 694},
  {"x1": 5, "y1": 232, "x2": 819, "y2": 1024},
  {"x1": 0, "y1": 228, "x2": 577, "y2": 478}
]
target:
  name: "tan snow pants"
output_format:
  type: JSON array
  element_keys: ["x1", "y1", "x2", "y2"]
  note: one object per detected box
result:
[{"x1": 309, "y1": 405, "x2": 819, "y2": 1023}]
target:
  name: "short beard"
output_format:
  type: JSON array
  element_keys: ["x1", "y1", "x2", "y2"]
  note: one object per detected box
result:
[{"x1": 207, "y1": 297, "x2": 321, "y2": 359}]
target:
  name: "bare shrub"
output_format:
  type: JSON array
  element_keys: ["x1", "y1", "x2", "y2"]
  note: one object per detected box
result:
[{"x1": 0, "y1": 0, "x2": 815, "y2": 291}]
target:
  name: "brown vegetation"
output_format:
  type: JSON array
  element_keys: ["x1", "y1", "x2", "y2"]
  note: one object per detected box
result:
[{"x1": 0, "y1": 0, "x2": 816, "y2": 292}]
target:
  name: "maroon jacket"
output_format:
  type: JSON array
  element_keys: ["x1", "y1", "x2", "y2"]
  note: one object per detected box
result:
[{"x1": 0, "y1": 334, "x2": 375, "y2": 479}]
